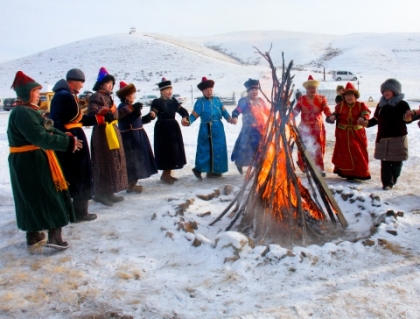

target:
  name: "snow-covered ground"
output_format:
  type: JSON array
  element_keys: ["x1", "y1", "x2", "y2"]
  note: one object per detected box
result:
[{"x1": 1, "y1": 31, "x2": 420, "y2": 318}]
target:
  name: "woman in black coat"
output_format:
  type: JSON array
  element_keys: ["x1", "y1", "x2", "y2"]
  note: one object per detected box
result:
[
  {"x1": 117, "y1": 81, "x2": 158, "y2": 192},
  {"x1": 359, "y1": 78, "x2": 412, "y2": 190},
  {"x1": 150, "y1": 78, "x2": 189, "y2": 184}
]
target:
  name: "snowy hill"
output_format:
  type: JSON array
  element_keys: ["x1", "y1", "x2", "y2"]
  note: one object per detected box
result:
[
  {"x1": 191, "y1": 30, "x2": 420, "y2": 98},
  {"x1": 0, "y1": 33, "x2": 263, "y2": 100},
  {"x1": 1, "y1": 31, "x2": 420, "y2": 101}
]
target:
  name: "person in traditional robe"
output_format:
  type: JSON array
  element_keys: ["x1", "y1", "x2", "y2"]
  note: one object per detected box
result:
[
  {"x1": 327, "y1": 82, "x2": 371, "y2": 180},
  {"x1": 186, "y1": 77, "x2": 233, "y2": 180},
  {"x1": 50, "y1": 68, "x2": 98, "y2": 222},
  {"x1": 116, "y1": 81, "x2": 158, "y2": 192},
  {"x1": 7, "y1": 71, "x2": 82, "y2": 249},
  {"x1": 88, "y1": 67, "x2": 128, "y2": 206},
  {"x1": 293, "y1": 75, "x2": 332, "y2": 176},
  {"x1": 231, "y1": 78, "x2": 270, "y2": 174},
  {"x1": 335, "y1": 85, "x2": 345, "y2": 104},
  {"x1": 363, "y1": 79, "x2": 412, "y2": 190},
  {"x1": 150, "y1": 78, "x2": 189, "y2": 184}
]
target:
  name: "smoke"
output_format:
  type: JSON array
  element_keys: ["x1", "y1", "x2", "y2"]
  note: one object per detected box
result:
[{"x1": 299, "y1": 124, "x2": 322, "y2": 170}]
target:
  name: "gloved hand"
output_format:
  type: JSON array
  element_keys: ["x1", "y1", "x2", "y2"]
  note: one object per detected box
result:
[
  {"x1": 104, "y1": 111, "x2": 115, "y2": 123},
  {"x1": 132, "y1": 102, "x2": 143, "y2": 112}
]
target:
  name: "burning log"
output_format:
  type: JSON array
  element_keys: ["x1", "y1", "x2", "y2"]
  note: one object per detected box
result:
[{"x1": 211, "y1": 48, "x2": 347, "y2": 247}]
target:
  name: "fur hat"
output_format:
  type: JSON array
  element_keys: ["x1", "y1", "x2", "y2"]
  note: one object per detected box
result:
[
  {"x1": 302, "y1": 75, "x2": 320, "y2": 89},
  {"x1": 11, "y1": 71, "x2": 42, "y2": 103},
  {"x1": 92, "y1": 67, "x2": 115, "y2": 91},
  {"x1": 244, "y1": 78, "x2": 259, "y2": 91},
  {"x1": 197, "y1": 77, "x2": 215, "y2": 91},
  {"x1": 336, "y1": 85, "x2": 345, "y2": 93},
  {"x1": 116, "y1": 81, "x2": 136, "y2": 101},
  {"x1": 158, "y1": 77, "x2": 172, "y2": 91},
  {"x1": 380, "y1": 78, "x2": 402, "y2": 95},
  {"x1": 342, "y1": 82, "x2": 360, "y2": 99},
  {"x1": 66, "y1": 68, "x2": 85, "y2": 82}
]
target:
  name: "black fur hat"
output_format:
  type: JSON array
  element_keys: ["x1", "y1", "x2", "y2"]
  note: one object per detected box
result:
[
  {"x1": 380, "y1": 78, "x2": 402, "y2": 95},
  {"x1": 158, "y1": 77, "x2": 172, "y2": 91},
  {"x1": 197, "y1": 77, "x2": 215, "y2": 91},
  {"x1": 244, "y1": 78, "x2": 259, "y2": 91}
]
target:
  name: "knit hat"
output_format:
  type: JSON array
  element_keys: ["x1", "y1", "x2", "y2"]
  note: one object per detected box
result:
[
  {"x1": 342, "y1": 82, "x2": 360, "y2": 99},
  {"x1": 92, "y1": 67, "x2": 115, "y2": 91},
  {"x1": 10, "y1": 71, "x2": 42, "y2": 104},
  {"x1": 116, "y1": 81, "x2": 136, "y2": 101},
  {"x1": 302, "y1": 75, "x2": 320, "y2": 89},
  {"x1": 380, "y1": 78, "x2": 402, "y2": 95},
  {"x1": 244, "y1": 78, "x2": 259, "y2": 91},
  {"x1": 197, "y1": 77, "x2": 215, "y2": 91},
  {"x1": 158, "y1": 77, "x2": 172, "y2": 91},
  {"x1": 66, "y1": 68, "x2": 85, "y2": 82}
]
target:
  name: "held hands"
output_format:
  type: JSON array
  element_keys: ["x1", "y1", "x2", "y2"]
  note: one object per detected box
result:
[
  {"x1": 357, "y1": 117, "x2": 368, "y2": 127},
  {"x1": 149, "y1": 111, "x2": 156, "y2": 119},
  {"x1": 404, "y1": 109, "x2": 416, "y2": 121},
  {"x1": 181, "y1": 117, "x2": 190, "y2": 126},
  {"x1": 104, "y1": 111, "x2": 115, "y2": 123},
  {"x1": 326, "y1": 115, "x2": 336, "y2": 124},
  {"x1": 132, "y1": 102, "x2": 143, "y2": 112},
  {"x1": 230, "y1": 117, "x2": 238, "y2": 125}
]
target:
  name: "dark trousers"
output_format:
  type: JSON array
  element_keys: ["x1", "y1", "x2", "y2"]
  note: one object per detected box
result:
[{"x1": 381, "y1": 161, "x2": 403, "y2": 188}]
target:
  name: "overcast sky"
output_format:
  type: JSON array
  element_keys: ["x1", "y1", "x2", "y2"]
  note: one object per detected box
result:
[{"x1": 1, "y1": 0, "x2": 419, "y2": 61}]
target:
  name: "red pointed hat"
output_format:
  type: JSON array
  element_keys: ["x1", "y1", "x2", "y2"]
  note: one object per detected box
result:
[
  {"x1": 197, "y1": 76, "x2": 215, "y2": 91},
  {"x1": 116, "y1": 81, "x2": 136, "y2": 101},
  {"x1": 158, "y1": 77, "x2": 172, "y2": 91},
  {"x1": 302, "y1": 75, "x2": 320, "y2": 89},
  {"x1": 342, "y1": 82, "x2": 360, "y2": 99},
  {"x1": 11, "y1": 71, "x2": 42, "y2": 103},
  {"x1": 119, "y1": 81, "x2": 127, "y2": 89}
]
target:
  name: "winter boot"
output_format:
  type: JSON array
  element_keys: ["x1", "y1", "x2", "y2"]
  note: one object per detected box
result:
[
  {"x1": 160, "y1": 170, "x2": 174, "y2": 184},
  {"x1": 108, "y1": 193, "x2": 124, "y2": 203},
  {"x1": 192, "y1": 168, "x2": 202, "y2": 181},
  {"x1": 46, "y1": 228, "x2": 69, "y2": 250},
  {"x1": 127, "y1": 181, "x2": 143, "y2": 193},
  {"x1": 235, "y1": 163, "x2": 243, "y2": 175},
  {"x1": 206, "y1": 172, "x2": 222, "y2": 178},
  {"x1": 74, "y1": 199, "x2": 97, "y2": 222},
  {"x1": 92, "y1": 194, "x2": 113, "y2": 206},
  {"x1": 26, "y1": 231, "x2": 47, "y2": 248}
]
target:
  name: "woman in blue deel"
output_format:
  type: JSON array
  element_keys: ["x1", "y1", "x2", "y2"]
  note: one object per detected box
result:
[{"x1": 185, "y1": 77, "x2": 233, "y2": 180}]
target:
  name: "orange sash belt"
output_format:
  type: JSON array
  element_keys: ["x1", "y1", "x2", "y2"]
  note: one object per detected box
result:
[
  {"x1": 10, "y1": 145, "x2": 68, "y2": 191},
  {"x1": 64, "y1": 123, "x2": 83, "y2": 130}
]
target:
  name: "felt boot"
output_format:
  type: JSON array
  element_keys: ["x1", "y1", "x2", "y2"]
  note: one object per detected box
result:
[{"x1": 46, "y1": 228, "x2": 69, "y2": 250}]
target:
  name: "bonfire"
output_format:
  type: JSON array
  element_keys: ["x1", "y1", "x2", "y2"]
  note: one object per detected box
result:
[{"x1": 211, "y1": 49, "x2": 347, "y2": 247}]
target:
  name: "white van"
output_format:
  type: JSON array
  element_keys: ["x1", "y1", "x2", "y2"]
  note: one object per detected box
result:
[{"x1": 332, "y1": 71, "x2": 357, "y2": 81}]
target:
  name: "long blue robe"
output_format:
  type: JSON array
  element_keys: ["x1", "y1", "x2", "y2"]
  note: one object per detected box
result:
[{"x1": 189, "y1": 96, "x2": 231, "y2": 174}]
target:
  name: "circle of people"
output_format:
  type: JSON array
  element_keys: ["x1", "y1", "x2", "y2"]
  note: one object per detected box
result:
[{"x1": 7, "y1": 68, "x2": 417, "y2": 250}]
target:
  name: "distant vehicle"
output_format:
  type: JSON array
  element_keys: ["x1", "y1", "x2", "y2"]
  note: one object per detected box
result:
[
  {"x1": 78, "y1": 90, "x2": 93, "y2": 100},
  {"x1": 0, "y1": 97, "x2": 4, "y2": 108},
  {"x1": 332, "y1": 71, "x2": 357, "y2": 81},
  {"x1": 39, "y1": 92, "x2": 54, "y2": 115},
  {"x1": 172, "y1": 94, "x2": 187, "y2": 103},
  {"x1": 139, "y1": 95, "x2": 158, "y2": 106},
  {"x1": 3, "y1": 98, "x2": 19, "y2": 111}
]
